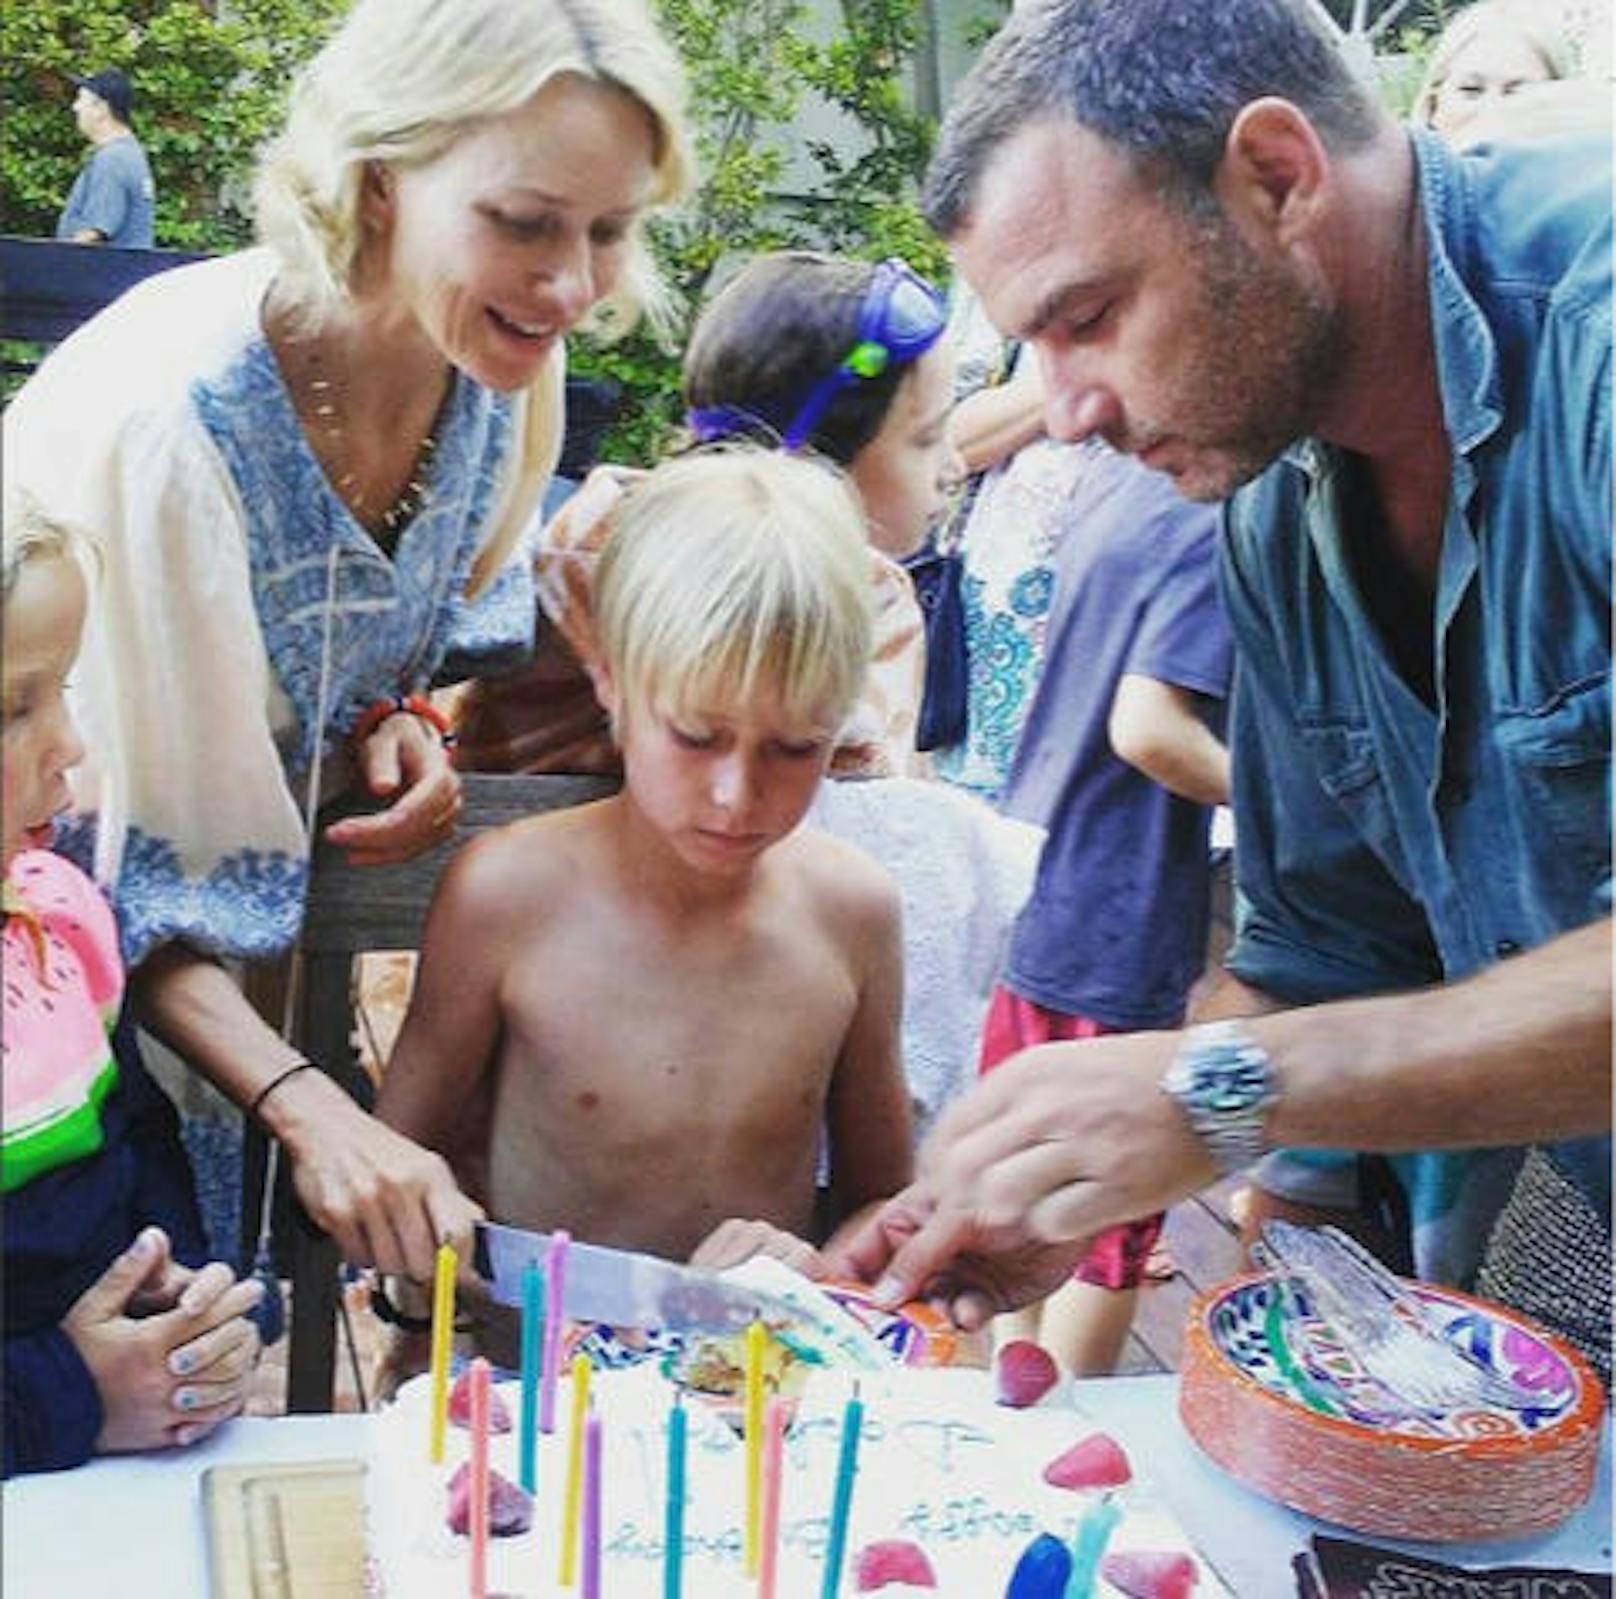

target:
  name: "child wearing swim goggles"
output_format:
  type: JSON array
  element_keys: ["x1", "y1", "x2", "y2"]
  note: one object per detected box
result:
[{"x1": 685, "y1": 252, "x2": 962, "y2": 563}]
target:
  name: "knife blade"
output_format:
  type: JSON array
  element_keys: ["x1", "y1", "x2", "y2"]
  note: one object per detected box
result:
[{"x1": 471, "y1": 1221, "x2": 799, "y2": 1337}]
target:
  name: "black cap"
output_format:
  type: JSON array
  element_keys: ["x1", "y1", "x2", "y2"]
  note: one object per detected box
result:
[{"x1": 75, "y1": 68, "x2": 134, "y2": 125}]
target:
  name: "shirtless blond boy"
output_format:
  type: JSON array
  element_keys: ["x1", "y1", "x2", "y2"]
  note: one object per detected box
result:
[{"x1": 377, "y1": 451, "x2": 914, "y2": 1356}]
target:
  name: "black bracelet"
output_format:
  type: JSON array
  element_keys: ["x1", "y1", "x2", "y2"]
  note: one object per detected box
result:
[
  {"x1": 369, "y1": 1277, "x2": 435, "y2": 1333},
  {"x1": 249, "y1": 1059, "x2": 320, "y2": 1123}
]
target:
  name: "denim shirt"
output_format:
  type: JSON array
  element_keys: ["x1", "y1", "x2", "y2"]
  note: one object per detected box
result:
[{"x1": 1222, "y1": 129, "x2": 1611, "y2": 1286}]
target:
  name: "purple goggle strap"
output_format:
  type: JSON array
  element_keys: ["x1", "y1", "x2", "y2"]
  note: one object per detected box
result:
[{"x1": 684, "y1": 258, "x2": 946, "y2": 451}]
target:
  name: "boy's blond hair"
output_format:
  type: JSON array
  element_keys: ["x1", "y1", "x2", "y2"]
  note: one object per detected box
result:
[{"x1": 594, "y1": 448, "x2": 873, "y2": 731}]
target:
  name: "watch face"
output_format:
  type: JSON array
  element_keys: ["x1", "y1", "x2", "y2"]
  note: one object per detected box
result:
[
  {"x1": 1167, "y1": 1027, "x2": 1273, "y2": 1174},
  {"x1": 1205, "y1": 1057, "x2": 1266, "y2": 1111}
]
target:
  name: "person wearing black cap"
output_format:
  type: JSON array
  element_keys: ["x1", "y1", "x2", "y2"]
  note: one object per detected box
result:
[{"x1": 56, "y1": 68, "x2": 155, "y2": 248}]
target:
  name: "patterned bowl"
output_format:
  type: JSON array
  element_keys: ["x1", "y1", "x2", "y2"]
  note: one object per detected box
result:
[{"x1": 1179, "y1": 1272, "x2": 1605, "y2": 1541}]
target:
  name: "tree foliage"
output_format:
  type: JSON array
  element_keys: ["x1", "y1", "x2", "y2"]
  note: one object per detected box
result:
[
  {"x1": 4, "y1": 0, "x2": 947, "y2": 464},
  {"x1": 572, "y1": 0, "x2": 948, "y2": 464},
  {"x1": 1, "y1": 0, "x2": 345, "y2": 252}
]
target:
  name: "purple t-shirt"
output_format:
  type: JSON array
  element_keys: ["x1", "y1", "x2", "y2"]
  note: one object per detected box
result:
[{"x1": 1001, "y1": 448, "x2": 1231, "y2": 1029}]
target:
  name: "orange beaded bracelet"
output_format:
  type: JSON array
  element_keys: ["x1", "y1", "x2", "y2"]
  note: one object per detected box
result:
[{"x1": 350, "y1": 693, "x2": 458, "y2": 751}]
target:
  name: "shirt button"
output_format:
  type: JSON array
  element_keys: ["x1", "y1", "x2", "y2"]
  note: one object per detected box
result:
[{"x1": 1494, "y1": 938, "x2": 1521, "y2": 958}]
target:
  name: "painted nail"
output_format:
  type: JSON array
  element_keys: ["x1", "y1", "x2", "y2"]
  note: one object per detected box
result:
[
  {"x1": 175, "y1": 1388, "x2": 199, "y2": 1412},
  {"x1": 170, "y1": 1350, "x2": 194, "y2": 1376}
]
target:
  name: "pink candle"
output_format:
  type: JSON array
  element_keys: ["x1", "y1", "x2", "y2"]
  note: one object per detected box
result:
[
  {"x1": 469, "y1": 1356, "x2": 491, "y2": 1599},
  {"x1": 582, "y1": 1409, "x2": 603, "y2": 1599},
  {"x1": 758, "y1": 1396, "x2": 787, "y2": 1599},
  {"x1": 540, "y1": 1229, "x2": 571, "y2": 1434}
]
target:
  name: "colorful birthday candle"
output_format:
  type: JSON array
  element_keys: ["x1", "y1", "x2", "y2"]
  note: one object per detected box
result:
[
  {"x1": 819, "y1": 1382, "x2": 864, "y2": 1599},
  {"x1": 541, "y1": 1229, "x2": 571, "y2": 1435},
  {"x1": 1066, "y1": 1493, "x2": 1124, "y2": 1598},
  {"x1": 428, "y1": 1240, "x2": 457, "y2": 1463},
  {"x1": 468, "y1": 1357, "x2": 491, "y2": 1599},
  {"x1": 582, "y1": 1409, "x2": 603, "y2": 1599},
  {"x1": 519, "y1": 1259, "x2": 545, "y2": 1494},
  {"x1": 559, "y1": 1351, "x2": 592, "y2": 1586},
  {"x1": 744, "y1": 1319, "x2": 766, "y2": 1576},
  {"x1": 757, "y1": 1394, "x2": 787, "y2": 1599},
  {"x1": 663, "y1": 1392, "x2": 687, "y2": 1599}
]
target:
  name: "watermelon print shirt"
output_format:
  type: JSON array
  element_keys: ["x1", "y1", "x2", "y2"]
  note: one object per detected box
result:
[{"x1": 1, "y1": 851, "x2": 123, "y2": 1193}]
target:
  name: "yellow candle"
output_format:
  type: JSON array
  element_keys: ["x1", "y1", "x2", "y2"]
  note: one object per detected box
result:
[
  {"x1": 428, "y1": 1241, "x2": 457, "y2": 1464},
  {"x1": 743, "y1": 1319, "x2": 766, "y2": 1577},
  {"x1": 559, "y1": 1352, "x2": 592, "y2": 1585}
]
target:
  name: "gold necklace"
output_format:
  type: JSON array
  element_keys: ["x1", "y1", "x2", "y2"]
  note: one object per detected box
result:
[{"x1": 301, "y1": 358, "x2": 445, "y2": 546}]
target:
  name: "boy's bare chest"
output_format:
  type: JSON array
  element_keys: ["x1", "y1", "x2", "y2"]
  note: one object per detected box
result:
[{"x1": 497, "y1": 908, "x2": 858, "y2": 1119}]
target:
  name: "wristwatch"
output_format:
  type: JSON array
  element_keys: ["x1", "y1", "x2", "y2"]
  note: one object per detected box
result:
[{"x1": 1160, "y1": 1021, "x2": 1277, "y2": 1174}]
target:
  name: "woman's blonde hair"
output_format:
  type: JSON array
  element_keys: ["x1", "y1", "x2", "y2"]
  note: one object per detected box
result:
[
  {"x1": 1414, "y1": 1, "x2": 1575, "y2": 127},
  {"x1": 255, "y1": 0, "x2": 694, "y2": 594},
  {"x1": 594, "y1": 449, "x2": 873, "y2": 731}
]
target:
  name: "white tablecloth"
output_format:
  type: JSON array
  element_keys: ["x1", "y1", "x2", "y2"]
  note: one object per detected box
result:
[{"x1": 4, "y1": 1377, "x2": 1610, "y2": 1597}]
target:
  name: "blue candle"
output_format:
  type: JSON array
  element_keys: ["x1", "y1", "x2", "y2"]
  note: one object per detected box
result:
[
  {"x1": 820, "y1": 1385, "x2": 864, "y2": 1599},
  {"x1": 519, "y1": 1260, "x2": 544, "y2": 1493},
  {"x1": 1065, "y1": 1494, "x2": 1123, "y2": 1598},
  {"x1": 663, "y1": 1392, "x2": 687, "y2": 1599}
]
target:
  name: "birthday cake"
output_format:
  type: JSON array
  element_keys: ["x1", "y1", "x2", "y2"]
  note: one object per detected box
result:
[{"x1": 371, "y1": 1365, "x2": 1227, "y2": 1597}]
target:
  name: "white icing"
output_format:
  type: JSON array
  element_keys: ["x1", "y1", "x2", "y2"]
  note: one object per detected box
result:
[{"x1": 370, "y1": 1368, "x2": 1225, "y2": 1598}]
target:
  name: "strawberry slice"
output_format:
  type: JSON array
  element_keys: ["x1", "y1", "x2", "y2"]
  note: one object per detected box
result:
[
  {"x1": 446, "y1": 1463, "x2": 533, "y2": 1536},
  {"x1": 447, "y1": 1368, "x2": 513, "y2": 1433},
  {"x1": 1042, "y1": 1431, "x2": 1133, "y2": 1490},
  {"x1": 853, "y1": 1539, "x2": 938, "y2": 1590},
  {"x1": 1100, "y1": 1548, "x2": 1198, "y2": 1597},
  {"x1": 994, "y1": 1339, "x2": 1060, "y2": 1408}
]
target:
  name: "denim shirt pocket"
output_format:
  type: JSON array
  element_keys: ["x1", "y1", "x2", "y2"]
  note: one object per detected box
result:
[
  {"x1": 1296, "y1": 715, "x2": 1421, "y2": 896},
  {"x1": 1494, "y1": 671, "x2": 1612, "y2": 895}
]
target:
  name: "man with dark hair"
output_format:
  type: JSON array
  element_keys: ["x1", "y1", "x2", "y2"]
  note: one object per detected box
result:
[
  {"x1": 836, "y1": 0, "x2": 1610, "y2": 1381},
  {"x1": 56, "y1": 69, "x2": 155, "y2": 248}
]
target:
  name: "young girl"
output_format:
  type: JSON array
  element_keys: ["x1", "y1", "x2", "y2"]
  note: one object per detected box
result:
[
  {"x1": 456, "y1": 250, "x2": 963, "y2": 778},
  {"x1": 2, "y1": 507, "x2": 263, "y2": 1477}
]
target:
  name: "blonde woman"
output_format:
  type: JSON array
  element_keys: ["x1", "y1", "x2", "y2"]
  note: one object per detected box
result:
[
  {"x1": 1414, "y1": 1, "x2": 1574, "y2": 140},
  {"x1": 3, "y1": 0, "x2": 692, "y2": 1280}
]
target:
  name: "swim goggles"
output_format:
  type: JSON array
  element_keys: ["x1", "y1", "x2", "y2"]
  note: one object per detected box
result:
[{"x1": 687, "y1": 257, "x2": 948, "y2": 452}]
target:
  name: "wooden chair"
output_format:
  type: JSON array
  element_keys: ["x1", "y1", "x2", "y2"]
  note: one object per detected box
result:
[{"x1": 243, "y1": 770, "x2": 617, "y2": 1412}]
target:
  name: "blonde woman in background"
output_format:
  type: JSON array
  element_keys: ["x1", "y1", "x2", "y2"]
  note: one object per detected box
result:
[
  {"x1": 2, "y1": 0, "x2": 692, "y2": 1281},
  {"x1": 1414, "y1": 0, "x2": 1575, "y2": 140}
]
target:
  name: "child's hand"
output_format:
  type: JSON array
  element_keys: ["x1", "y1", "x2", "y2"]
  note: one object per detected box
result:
[
  {"x1": 690, "y1": 1218, "x2": 827, "y2": 1279},
  {"x1": 122, "y1": 1230, "x2": 196, "y2": 1317},
  {"x1": 62, "y1": 1227, "x2": 264, "y2": 1454}
]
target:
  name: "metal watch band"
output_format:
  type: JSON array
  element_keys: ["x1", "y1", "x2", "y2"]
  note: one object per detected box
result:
[{"x1": 1161, "y1": 1020, "x2": 1276, "y2": 1175}]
